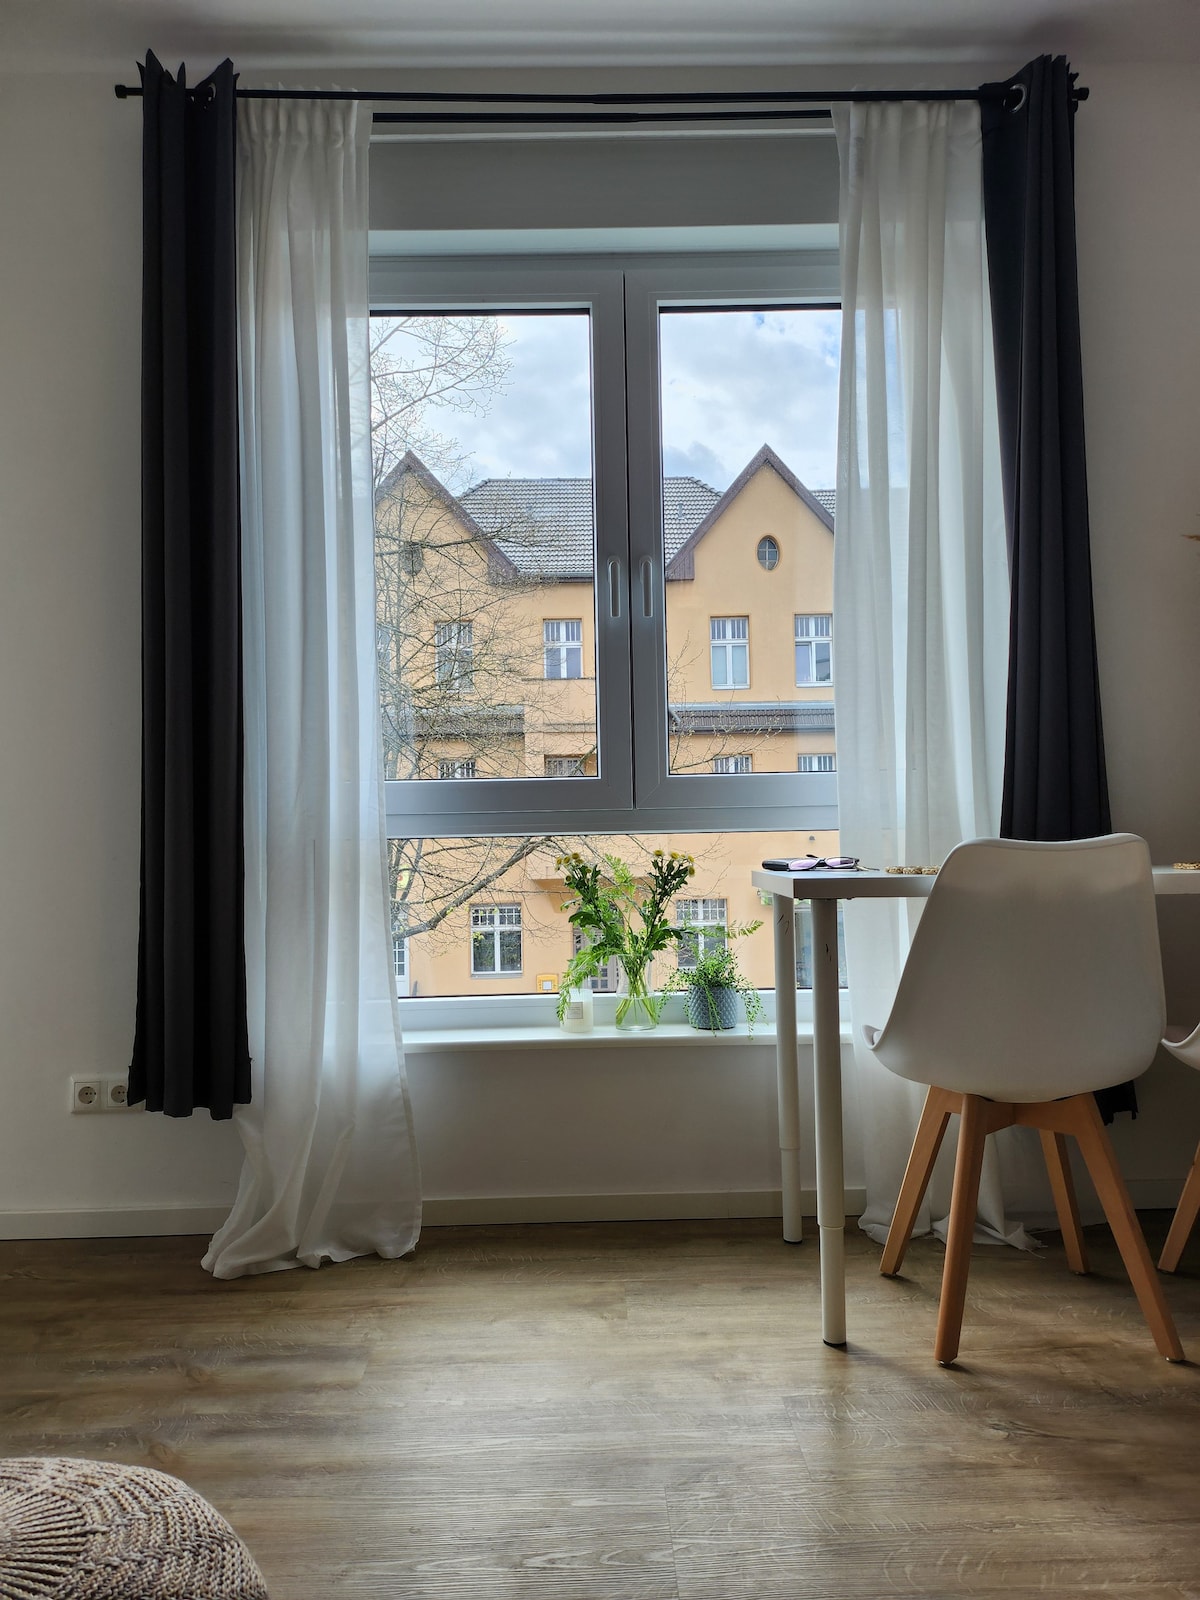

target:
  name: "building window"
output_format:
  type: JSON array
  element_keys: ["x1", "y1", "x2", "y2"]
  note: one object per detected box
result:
[
  {"x1": 544, "y1": 619, "x2": 583, "y2": 679},
  {"x1": 795, "y1": 614, "x2": 832, "y2": 686},
  {"x1": 545, "y1": 756, "x2": 585, "y2": 777},
  {"x1": 471, "y1": 905, "x2": 523, "y2": 975},
  {"x1": 675, "y1": 896, "x2": 728, "y2": 968},
  {"x1": 435, "y1": 621, "x2": 474, "y2": 691},
  {"x1": 713, "y1": 755, "x2": 752, "y2": 774},
  {"x1": 710, "y1": 617, "x2": 749, "y2": 689},
  {"x1": 756, "y1": 535, "x2": 780, "y2": 570},
  {"x1": 438, "y1": 758, "x2": 477, "y2": 779},
  {"x1": 572, "y1": 928, "x2": 619, "y2": 991},
  {"x1": 798, "y1": 754, "x2": 836, "y2": 773},
  {"x1": 796, "y1": 904, "x2": 847, "y2": 990}
]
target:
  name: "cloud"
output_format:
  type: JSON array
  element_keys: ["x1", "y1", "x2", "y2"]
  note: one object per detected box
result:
[{"x1": 410, "y1": 306, "x2": 841, "y2": 496}]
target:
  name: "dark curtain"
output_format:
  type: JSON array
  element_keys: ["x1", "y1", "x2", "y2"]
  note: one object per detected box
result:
[
  {"x1": 129, "y1": 52, "x2": 251, "y2": 1119},
  {"x1": 982, "y1": 55, "x2": 1111, "y2": 843},
  {"x1": 982, "y1": 58, "x2": 1131, "y2": 1120}
]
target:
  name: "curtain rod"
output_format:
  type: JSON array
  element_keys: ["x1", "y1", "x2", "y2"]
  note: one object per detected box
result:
[{"x1": 114, "y1": 83, "x2": 1089, "y2": 116}]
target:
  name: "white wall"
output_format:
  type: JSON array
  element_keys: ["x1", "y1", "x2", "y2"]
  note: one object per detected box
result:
[{"x1": 1, "y1": 56, "x2": 1198, "y2": 1238}]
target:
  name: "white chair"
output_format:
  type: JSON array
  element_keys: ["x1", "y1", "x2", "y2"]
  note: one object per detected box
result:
[
  {"x1": 1159, "y1": 1022, "x2": 1200, "y2": 1273},
  {"x1": 865, "y1": 834, "x2": 1184, "y2": 1365}
]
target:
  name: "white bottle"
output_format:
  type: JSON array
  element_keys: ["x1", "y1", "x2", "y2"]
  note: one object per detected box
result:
[{"x1": 559, "y1": 986, "x2": 594, "y2": 1033}]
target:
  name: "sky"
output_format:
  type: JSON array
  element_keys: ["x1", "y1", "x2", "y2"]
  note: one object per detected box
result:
[{"x1": 401, "y1": 307, "x2": 841, "y2": 497}]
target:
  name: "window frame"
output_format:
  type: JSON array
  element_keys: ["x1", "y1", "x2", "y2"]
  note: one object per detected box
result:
[
  {"x1": 794, "y1": 612, "x2": 833, "y2": 688},
  {"x1": 543, "y1": 618, "x2": 584, "y2": 680},
  {"x1": 470, "y1": 903, "x2": 524, "y2": 976},
  {"x1": 371, "y1": 249, "x2": 840, "y2": 840}
]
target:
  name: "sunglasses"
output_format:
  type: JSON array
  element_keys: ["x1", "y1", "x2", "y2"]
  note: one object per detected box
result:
[{"x1": 763, "y1": 855, "x2": 860, "y2": 872}]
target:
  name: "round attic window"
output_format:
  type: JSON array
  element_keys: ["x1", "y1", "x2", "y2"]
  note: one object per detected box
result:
[{"x1": 757, "y1": 535, "x2": 780, "y2": 571}]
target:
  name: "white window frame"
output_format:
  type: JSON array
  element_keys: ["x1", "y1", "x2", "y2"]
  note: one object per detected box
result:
[
  {"x1": 545, "y1": 755, "x2": 586, "y2": 777},
  {"x1": 675, "y1": 896, "x2": 728, "y2": 969},
  {"x1": 471, "y1": 904, "x2": 523, "y2": 976},
  {"x1": 544, "y1": 618, "x2": 584, "y2": 679},
  {"x1": 438, "y1": 758, "x2": 477, "y2": 780},
  {"x1": 709, "y1": 616, "x2": 750, "y2": 689},
  {"x1": 798, "y1": 753, "x2": 836, "y2": 773},
  {"x1": 435, "y1": 620, "x2": 474, "y2": 692},
  {"x1": 713, "y1": 755, "x2": 752, "y2": 774},
  {"x1": 756, "y1": 535, "x2": 780, "y2": 570},
  {"x1": 794, "y1": 613, "x2": 833, "y2": 687},
  {"x1": 371, "y1": 251, "x2": 840, "y2": 840}
]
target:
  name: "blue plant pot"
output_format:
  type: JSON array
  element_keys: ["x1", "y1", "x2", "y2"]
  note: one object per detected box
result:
[{"x1": 685, "y1": 985, "x2": 741, "y2": 1031}]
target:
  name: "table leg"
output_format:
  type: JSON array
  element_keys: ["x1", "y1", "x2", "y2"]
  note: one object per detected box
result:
[
  {"x1": 811, "y1": 896, "x2": 846, "y2": 1346},
  {"x1": 772, "y1": 893, "x2": 803, "y2": 1243}
]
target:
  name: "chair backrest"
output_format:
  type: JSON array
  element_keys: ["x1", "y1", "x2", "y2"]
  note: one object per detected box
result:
[{"x1": 871, "y1": 835, "x2": 1165, "y2": 1102}]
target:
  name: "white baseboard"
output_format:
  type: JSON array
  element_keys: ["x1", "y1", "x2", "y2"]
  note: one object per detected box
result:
[{"x1": 0, "y1": 1180, "x2": 1180, "y2": 1240}]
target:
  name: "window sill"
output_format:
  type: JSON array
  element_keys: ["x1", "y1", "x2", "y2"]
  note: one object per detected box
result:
[{"x1": 401, "y1": 1019, "x2": 785, "y2": 1054}]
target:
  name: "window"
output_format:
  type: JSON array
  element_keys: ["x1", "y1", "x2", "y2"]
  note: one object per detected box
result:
[
  {"x1": 796, "y1": 904, "x2": 847, "y2": 990},
  {"x1": 435, "y1": 621, "x2": 474, "y2": 692},
  {"x1": 757, "y1": 535, "x2": 780, "y2": 570},
  {"x1": 795, "y1": 614, "x2": 832, "y2": 687},
  {"x1": 798, "y1": 754, "x2": 836, "y2": 773},
  {"x1": 676, "y1": 896, "x2": 728, "y2": 968},
  {"x1": 471, "y1": 905, "x2": 522, "y2": 975},
  {"x1": 438, "y1": 759, "x2": 477, "y2": 779},
  {"x1": 572, "y1": 928, "x2": 619, "y2": 992},
  {"x1": 544, "y1": 619, "x2": 583, "y2": 679},
  {"x1": 710, "y1": 618, "x2": 750, "y2": 690},
  {"x1": 371, "y1": 255, "x2": 842, "y2": 878},
  {"x1": 391, "y1": 903, "x2": 409, "y2": 996}
]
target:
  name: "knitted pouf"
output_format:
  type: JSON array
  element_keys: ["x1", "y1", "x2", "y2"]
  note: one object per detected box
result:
[{"x1": 0, "y1": 1458, "x2": 268, "y2": 1600}]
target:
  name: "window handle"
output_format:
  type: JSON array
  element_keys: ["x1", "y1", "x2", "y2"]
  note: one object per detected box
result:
[
  {"x1": 607, "y1": 559, "x2": 622, "y2": 619},
  {"x1": 640, "y1": 559, "x2": 654, "y2": 619}
]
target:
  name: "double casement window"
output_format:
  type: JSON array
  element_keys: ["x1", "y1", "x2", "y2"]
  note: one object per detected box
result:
[
  {"x1": 471, "y1": 905, "x2": 523, "y2": 974},
  {"x1": 438, "y1": 759, "x2": 476, "y2": 780},
  {"x1": 798, "y1": 753, "x2": 835, "y2": 774},
  {"x1": 795, "y1": 613, "x2": 832, "y2": 686},
  {"x1": 544, "y1": 619, "x2": 583, "y2": 679},
  {"x1": 435, "y1": 621, "x2": 474, "y2": 692},
  {"x1": 710, "y1": 617, "x2": 750, "y2": 689},
  {"x1": 372, "y1": 252, "x2": 840, "y2": 841},
  {"x1": 713, "y1": 755, "x2": 752, "y2": 775},
  {"x1": 675, "y1": 897, "x2": 728, "y2": 968}
]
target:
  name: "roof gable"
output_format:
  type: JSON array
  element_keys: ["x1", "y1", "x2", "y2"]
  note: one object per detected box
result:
[{"x1": 663, "y1": 444, "x2": 833, "y2": 582}]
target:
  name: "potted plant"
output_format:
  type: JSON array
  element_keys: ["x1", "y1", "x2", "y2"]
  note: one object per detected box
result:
[
  {"x1": 664, "y1": 920, "x2": 764, "y2": 1033},
  {"x1": 556, "y1": 849, "x2": 696, "y2": 1030}
]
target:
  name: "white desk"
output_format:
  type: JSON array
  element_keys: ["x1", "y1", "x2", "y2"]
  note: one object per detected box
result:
[{"x1": 752, "y1": 862, "x2": 1200, "y2": 1348}]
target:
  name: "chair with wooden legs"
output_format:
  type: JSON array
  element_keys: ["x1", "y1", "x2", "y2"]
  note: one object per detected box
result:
[
  {"x1": 1158, "y1": 1021, "x2": 1200, "y2": 1273},
  {"x1": 862, "y1": 834, "x2": 1184, "y2": 1366}
]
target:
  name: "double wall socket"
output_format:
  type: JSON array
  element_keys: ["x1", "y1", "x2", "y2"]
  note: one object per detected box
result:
[{"x1": 70, "y1": 1076, "x2": 142, "y2": 1113}]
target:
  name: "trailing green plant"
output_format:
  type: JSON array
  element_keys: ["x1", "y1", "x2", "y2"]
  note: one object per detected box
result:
[
  {"x1": 662, "y1": 919, "x2": 765, "y2": 1033},
  {"x1": 555, "y1": 849, "x2": 695, "y2": 1026}
]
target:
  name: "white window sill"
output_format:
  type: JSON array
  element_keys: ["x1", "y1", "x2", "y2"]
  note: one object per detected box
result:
[{"x1": 396, "y1": 991, "x2": 852, "y2": 1054}]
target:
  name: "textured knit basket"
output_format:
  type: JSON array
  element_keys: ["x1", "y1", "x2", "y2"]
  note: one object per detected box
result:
[{"x1": 0, "y1": 1457, "x2": 268, "y2": 1599}]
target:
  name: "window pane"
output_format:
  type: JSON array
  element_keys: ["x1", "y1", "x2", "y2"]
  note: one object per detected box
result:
[
  {"x1": 388, "y1": 830, "x2": 841, "y2": 997},
  {"x1": 659, "y1": 307, "x2": 840, "y2": 776},
  {"x1": 372, "y1": 312, "x2": 599, "y2": 782}
]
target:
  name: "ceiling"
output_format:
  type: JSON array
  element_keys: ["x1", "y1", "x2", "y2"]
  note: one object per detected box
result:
[{"x1": 3, "y1": 0, "x2": 1199, "y2": 72}]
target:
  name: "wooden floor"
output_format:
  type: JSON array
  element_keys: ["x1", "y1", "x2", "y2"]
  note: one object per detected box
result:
[{"x1": 2, "y1": 1217, "x2": 1199, "y2": 1600}]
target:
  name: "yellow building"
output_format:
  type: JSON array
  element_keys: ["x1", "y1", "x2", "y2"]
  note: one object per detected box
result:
[{"x1": 374, "y1": 444, "x2": 840, "y2": 998}]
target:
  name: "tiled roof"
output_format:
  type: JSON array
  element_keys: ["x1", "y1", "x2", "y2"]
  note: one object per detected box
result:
[
  {"x1": 459, "y1": 476, "x2": 723, "y2": 579},
  {"x1": 811, "y1": 488, "x2": 836, "y2": 519}
]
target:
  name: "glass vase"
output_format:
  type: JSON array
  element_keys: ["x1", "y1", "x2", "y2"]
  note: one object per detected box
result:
[{"x1": 615, "y1": 962, "x2": 659, "y2": 1031}]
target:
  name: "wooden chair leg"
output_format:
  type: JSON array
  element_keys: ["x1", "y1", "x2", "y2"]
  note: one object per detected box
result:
[
  {"x1": 935, "y1": 1093, "x2": 990, "y2": 1366},
  {"x1": 881, "y1": 1086, "x2": 957, "y2": 1277},
  {"x1": 1039, "y1": 1129, "x2": 1089, "y2": 1275},
  {"x1": 1159, "y1": 1137, "x2": 1200, "y2": 1273},
  {"x1": 1067, "y1": 1094, "x2": 1185, "y2": 1361}
]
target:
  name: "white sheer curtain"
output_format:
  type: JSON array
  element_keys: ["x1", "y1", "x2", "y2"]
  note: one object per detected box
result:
[
  {"x1": 832, "y1": 100, "x2": 1038, "y2": 1248},
  {"x1": 204, "y1": 99, "x2": 421, "y2": 1279}
]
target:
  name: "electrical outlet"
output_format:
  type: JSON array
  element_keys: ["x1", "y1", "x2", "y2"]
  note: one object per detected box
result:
[
  {"x1": 101, "y1": 1075, "x2": 142, "y2": 1113},
  {"x1": 101, "y1": 1076, "x2": 141, "y2": 1112},
  {"x1": 70, "y1": 1077, "x2": 102, "y2": 1113}
]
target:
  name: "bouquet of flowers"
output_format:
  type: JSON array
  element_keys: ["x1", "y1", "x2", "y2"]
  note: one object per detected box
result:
[{"x1": 555, "y1": 848, "x2": 695, "y2": 1028}]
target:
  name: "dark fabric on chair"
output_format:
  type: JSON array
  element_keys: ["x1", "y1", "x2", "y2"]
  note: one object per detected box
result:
[
  {"x1": 982, "y1": 57, "x2": 1131, "y2": 1121},
  {"x1": 129, "y1": 52, "x2": 251, "y2": 1119}
]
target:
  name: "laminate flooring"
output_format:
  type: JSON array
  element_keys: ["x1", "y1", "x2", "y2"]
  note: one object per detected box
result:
[{"x1": 2, "y1": 1217, "x2": 1199, "y2": 1599}]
